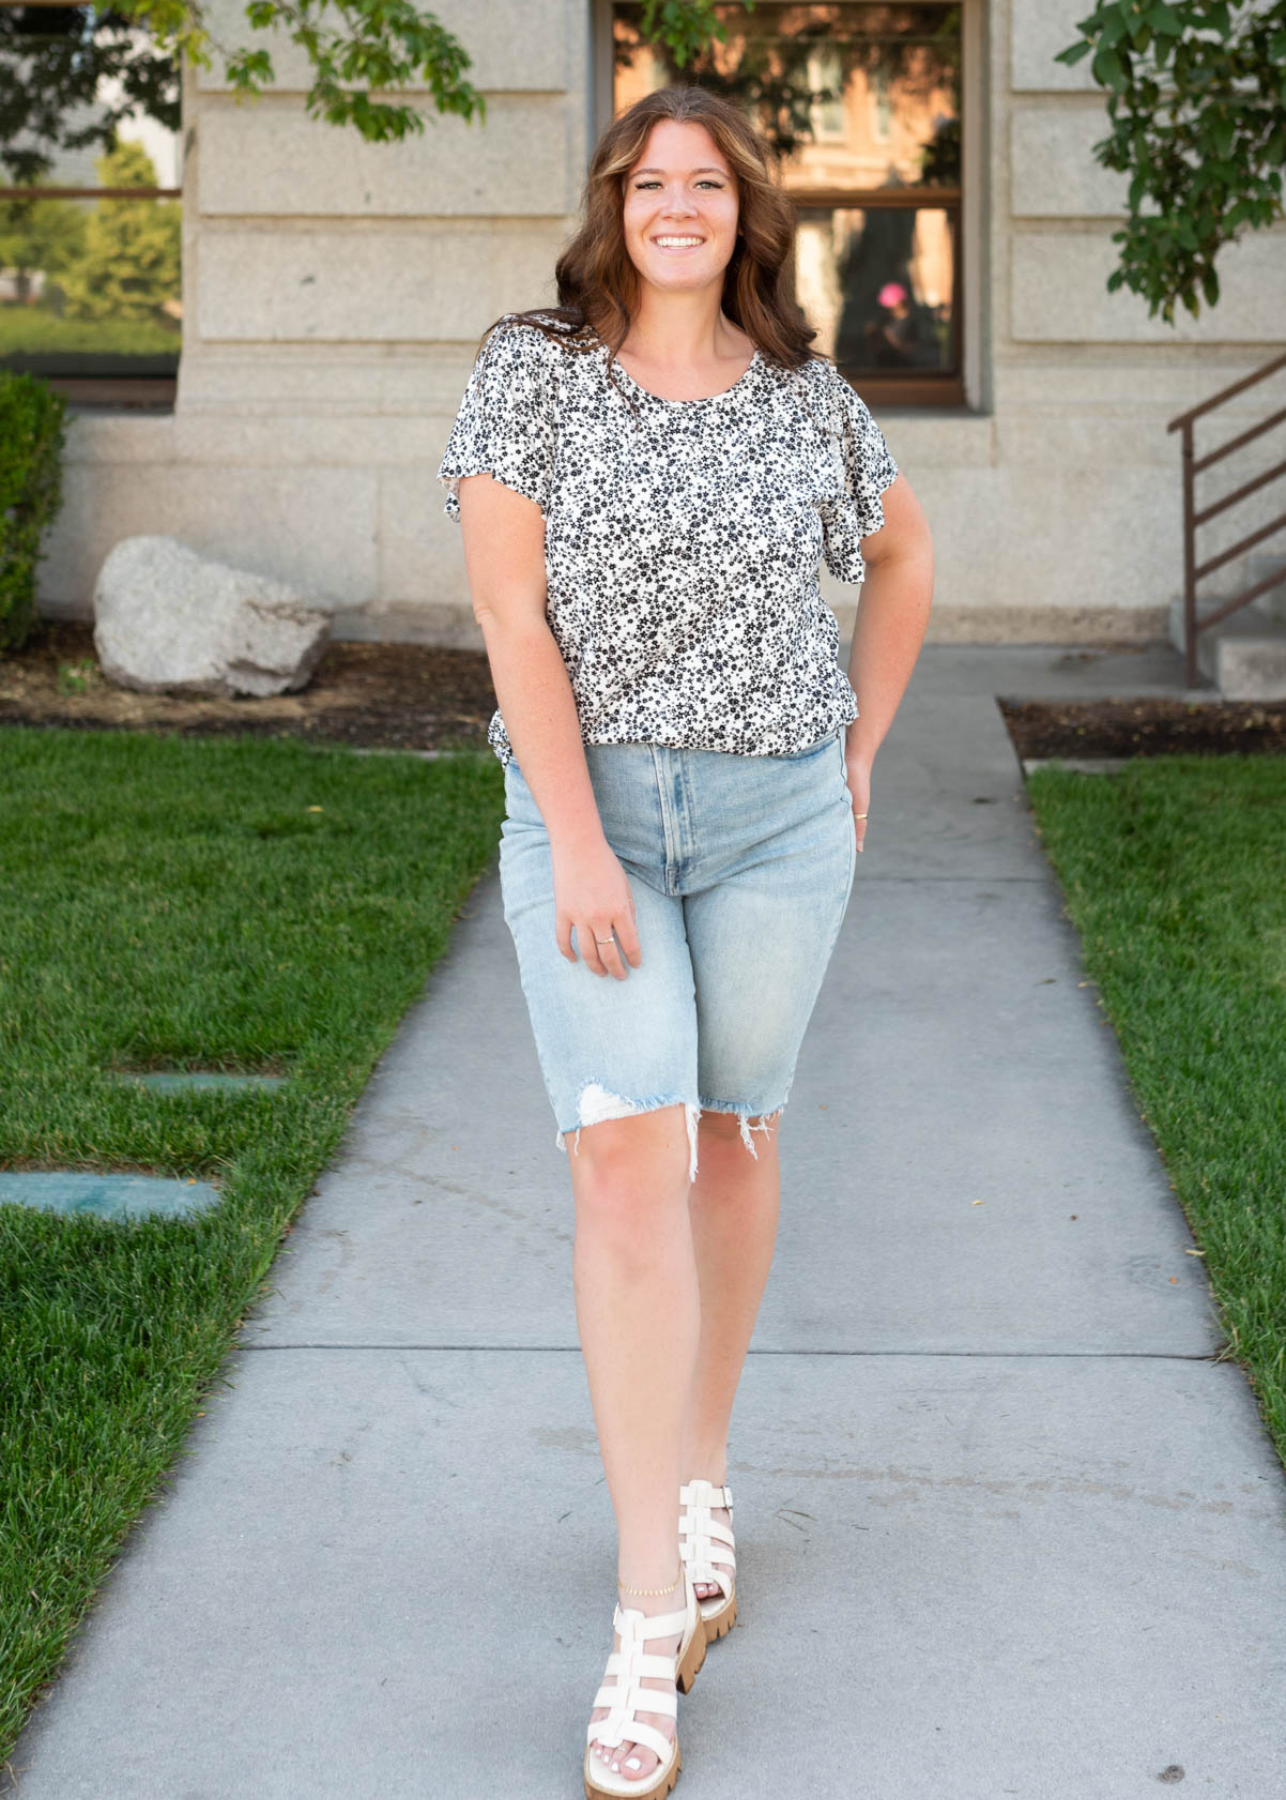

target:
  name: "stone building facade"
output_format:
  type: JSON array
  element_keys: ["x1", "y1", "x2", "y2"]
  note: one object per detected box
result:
[{"x1": 36, "y1": 0, "x2": 1286, "y2": 646}]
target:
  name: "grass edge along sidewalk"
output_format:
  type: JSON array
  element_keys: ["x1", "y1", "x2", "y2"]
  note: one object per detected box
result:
[
  {"x1": 1026, "y1": 754, "x2": 1286, "y2": 1476},
  {"x1": 0, "y1": 725, "x2": 505, "y2": 1772}
]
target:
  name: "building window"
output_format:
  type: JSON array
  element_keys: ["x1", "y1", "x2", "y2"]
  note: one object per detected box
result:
[
  {"x1": 0, "y1": 3, "x2": 182, "y2": 408},
  {"x1": 610, "y1": 2, "x2": 963, "y2": 407},
  {"x1": 807, "y1": 46, "x2": 848, "y2": 143}
]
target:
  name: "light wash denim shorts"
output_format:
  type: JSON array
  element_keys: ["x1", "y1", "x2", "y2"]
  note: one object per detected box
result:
[{"x1": 497, "y1": 725, "x2": 857, "y2": 1183}]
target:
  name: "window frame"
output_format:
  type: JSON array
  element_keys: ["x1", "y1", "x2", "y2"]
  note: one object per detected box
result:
[{"x1": 0, "y1": 1, "x2": 181, "y2": 410}]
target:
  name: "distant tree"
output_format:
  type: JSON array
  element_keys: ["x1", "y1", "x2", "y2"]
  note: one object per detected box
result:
[
  {"x1": 636, "y1": 0, "x2": 757, "y2": 69},
  {"x1": 56, "y1": 140, "x2": 180, "y2": 324},
  {"x1": 1057, "y1": 0, "x2": 1286, "y2": 322},
  {"x1": 0, "y1": 197, "x2": 88, "y2": 304}
]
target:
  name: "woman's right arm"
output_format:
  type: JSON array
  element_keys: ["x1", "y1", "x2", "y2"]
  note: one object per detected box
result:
[{"x1": 456, "y1": 471, "x2": 641, "y2": 980}]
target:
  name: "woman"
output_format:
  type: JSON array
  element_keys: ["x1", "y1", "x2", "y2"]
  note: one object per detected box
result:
[{"x1": 438, "y1": 84, "x2": 933, "y2": 1800}]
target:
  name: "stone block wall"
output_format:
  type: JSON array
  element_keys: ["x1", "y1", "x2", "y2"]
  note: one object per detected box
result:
[{"x1": 36, "y1": 0, "x2": 1286, "y2": 646}]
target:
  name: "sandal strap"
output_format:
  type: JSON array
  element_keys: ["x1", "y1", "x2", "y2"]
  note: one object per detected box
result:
[
  {"x1": 588, "y1": 1604, "x2": 686, "y2": 1755},
  {"x1": 679, "y1": 1512, "x2": 736, "y2": 1552},
  {"x1": 679, "y1": 1479, "x2": 732, "y2": 1510},
  {"x1": 588, "y1": 1715, "x2": 675, "y2": 1761},
  {"x1": 602, "y1": 1651, "x2": 676, "y2": 1682},
  {"x1": 680, "y1": 1545, "x2": 734, "y2": 1599},
  {"x1": 613, "y1": 1600, "x2": 688, "y2": 1639},
  {"x1": 679, "y1": 1480, "x2": 737, "y2": 1593},
  {"x1": 593, "y1": 1676, "x2": 677, "y2": 1716}
]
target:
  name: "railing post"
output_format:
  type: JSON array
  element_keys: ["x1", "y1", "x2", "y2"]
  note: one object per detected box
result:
[{"x1": 1181, "y1": 419, "x2": 1197, "y2": 687}]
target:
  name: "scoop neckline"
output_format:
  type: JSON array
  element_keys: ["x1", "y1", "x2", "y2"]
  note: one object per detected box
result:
[{"x1": 604, "y1": 344, "x2": 762, "y2": 407}]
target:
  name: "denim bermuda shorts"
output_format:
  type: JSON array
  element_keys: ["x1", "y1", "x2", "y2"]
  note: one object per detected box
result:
[{"x1": 497, "y1": 725, "x2": 857, "y2": 1183}]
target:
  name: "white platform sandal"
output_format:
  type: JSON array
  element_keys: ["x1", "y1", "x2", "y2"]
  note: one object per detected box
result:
[
  {"x1": 583, "y1": 1563, "x2": 706, "y2": 1800},
  {"x1": 678, "y1": 1479, "x2": 737, "y2": 1641}
]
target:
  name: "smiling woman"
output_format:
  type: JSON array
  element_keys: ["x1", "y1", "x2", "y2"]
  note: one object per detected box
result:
[
  {"x1": 435, "y1": 79, "x2": 933, "y2": 1800},
  {"x1": 613, "y1": 123, "x2": 758, "y2": 398}
]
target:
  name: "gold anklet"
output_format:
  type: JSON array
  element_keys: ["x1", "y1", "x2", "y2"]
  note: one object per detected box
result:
[{"x1": 617, "y1": 1563, "x2": 683, "y2": 1596}]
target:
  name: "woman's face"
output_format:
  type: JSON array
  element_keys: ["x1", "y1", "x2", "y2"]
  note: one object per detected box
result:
[{"x1": 621, "y1": 119, "x2": 740, "y2": 295}]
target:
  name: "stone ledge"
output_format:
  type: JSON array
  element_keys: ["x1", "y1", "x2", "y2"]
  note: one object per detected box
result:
[
  {"x1": 921, "y1": 605, "x2": 1168, "y2": 646},
  {"x1": 38, "y1": 600, "x2": 1173, "y2": 652}
]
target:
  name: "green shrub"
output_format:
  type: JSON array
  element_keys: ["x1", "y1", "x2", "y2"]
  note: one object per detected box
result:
[{"x1": 0, "y1": 371, "x2": 67, "y2": 652}]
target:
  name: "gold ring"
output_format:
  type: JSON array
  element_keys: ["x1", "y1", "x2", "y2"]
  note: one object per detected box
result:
[{"x1": 854, "y1": 811, "x2": 869, "y2": 820}]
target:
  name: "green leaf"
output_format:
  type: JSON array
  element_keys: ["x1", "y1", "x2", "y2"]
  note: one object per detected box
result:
[
  {"x1": 1092, "y1": 45, "x2": 1125, "y2": 88},
  {"x1": 1210, "y1": 114, "x2": 1236, "y2": 159}
]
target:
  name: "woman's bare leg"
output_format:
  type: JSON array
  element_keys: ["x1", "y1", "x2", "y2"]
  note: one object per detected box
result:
[
  {"x1": 680, "y1": 1108, "x2": 782, "y2": 1599},
  {"x1": 571, "y1": 1101, "x2": 701, "y2": 1786}
]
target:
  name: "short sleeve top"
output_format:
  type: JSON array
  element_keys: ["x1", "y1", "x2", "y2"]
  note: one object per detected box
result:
[{"x1": 436, "y1": 313, "x2": 899, "y2": 767}]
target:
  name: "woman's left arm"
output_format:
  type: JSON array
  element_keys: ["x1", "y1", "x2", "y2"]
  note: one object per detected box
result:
[{"x1": 842, "y1": 472, "x2": 935, "y2": 851}]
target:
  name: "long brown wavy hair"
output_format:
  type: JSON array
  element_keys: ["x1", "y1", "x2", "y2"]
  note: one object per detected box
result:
[{"x1": 472, "y1": 85, "x2": 824, "y2": 415}]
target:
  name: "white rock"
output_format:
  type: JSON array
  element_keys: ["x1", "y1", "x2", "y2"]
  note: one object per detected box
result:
[{"x1": 93, "y1": 535, "x2": 332, "y2": 698}]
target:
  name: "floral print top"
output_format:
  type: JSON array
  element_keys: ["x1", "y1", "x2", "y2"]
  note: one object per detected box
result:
[{"x1": 436, "y1": 313, "x2": 899, "y2": 767}]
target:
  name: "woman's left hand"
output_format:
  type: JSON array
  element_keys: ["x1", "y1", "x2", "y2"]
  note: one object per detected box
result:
[{"x1": 843, "y1": 754, "x2": 872, "y2": 854}]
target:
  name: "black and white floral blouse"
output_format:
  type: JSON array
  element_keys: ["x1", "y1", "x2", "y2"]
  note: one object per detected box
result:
[{"x1": 437, "y1": 313, "x2": 899, "y2": 767}]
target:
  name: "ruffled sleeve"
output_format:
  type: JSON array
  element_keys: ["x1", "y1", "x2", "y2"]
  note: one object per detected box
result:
[
  {"x1": 437, "y1": 317, "x2": 558, "y2": 522},
  {"x1": 820, "y1": 366, "x2": 899, "y2": 583}
]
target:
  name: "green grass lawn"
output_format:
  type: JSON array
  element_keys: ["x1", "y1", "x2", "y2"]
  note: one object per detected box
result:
[
  {"x1": 0, "y1": 305, "x2": 181, "y2": 357},
  {"x1": 0, "y1": 726, "x2": 504, "y2": 1765},
  {"x1": 1026, "y1": 754, "x2": 1286, "y2": 1465}
]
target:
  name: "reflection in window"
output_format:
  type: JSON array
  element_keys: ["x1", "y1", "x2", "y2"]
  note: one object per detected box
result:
[
  {"x1": 0, "y1": 4, "x2": 181, "y2": 388},
  {"x1": 612, "y1": 3, "x2": 963, "y2": 400},
  {"x1": 796, "y1": 205, "x2": 953, "y2": 372},
  {"x1": 807, "y1": 46, "x2": 847, "y2": 143},
  {"x1": 870, "y1": 66, "x2": 892, "y2": 142}
]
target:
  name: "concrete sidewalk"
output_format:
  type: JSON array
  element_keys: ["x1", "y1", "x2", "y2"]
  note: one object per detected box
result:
[{"x1": 9, "y1": 647, "x2": 1285, "y2": 1799}]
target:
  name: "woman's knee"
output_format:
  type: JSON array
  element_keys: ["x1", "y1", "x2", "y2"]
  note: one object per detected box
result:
[{"x1": 568, "y1": 1103, "x2": 692, "y2": 1232}]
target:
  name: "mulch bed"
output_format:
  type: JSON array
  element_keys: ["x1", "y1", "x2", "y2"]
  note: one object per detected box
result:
[
  {"x1": 5, "y1": 622, "x2": 1285, "y2": 761},
  {"x1": 999, "y1": 697, "x2": 1286, "y2": 760},
  {"x1": 0, "y1": 620, "x2": 497, "y2": 754}
]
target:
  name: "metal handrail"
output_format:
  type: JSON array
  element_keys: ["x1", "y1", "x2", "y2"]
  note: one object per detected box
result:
[{"x1": 1167, "y1": 351, "x2": 1286, "y2": 686}]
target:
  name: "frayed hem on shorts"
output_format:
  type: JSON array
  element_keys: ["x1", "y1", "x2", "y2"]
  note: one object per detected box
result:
[{"x1": 554, "y1": 1088, "x2": 787, "y2": 1183}]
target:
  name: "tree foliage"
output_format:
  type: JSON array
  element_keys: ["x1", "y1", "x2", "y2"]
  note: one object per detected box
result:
[
  {"x1": 637, "y1": 0, "x2": 756, "y2": 69},
  {"x1": 56, "y1": 140, "x2": 180, "y2": 323},
  {"x1": 0, "y1": 5, "x2": 179, "y2": 186},
  {"x1": 0, "y1": 1, "x2": 763, "y2": 177},
  {"x1": 1056, "y1": 0, "x2": 1286, "y2": 323},
  {"x1": 0, "y1": 198, "x2": 87, "y2": 304}
]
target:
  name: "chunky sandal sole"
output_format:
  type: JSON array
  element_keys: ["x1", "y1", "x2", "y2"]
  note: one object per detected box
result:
[
  {"x1": 675, "y1": 1608, "x2": 706, "y2": 1693},
  {"x1": 699, "y1": 1586, "x2": 737, "y2": 1642}
]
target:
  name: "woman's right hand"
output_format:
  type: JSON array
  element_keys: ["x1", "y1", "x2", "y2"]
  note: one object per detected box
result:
[{"x1": 550, "y1": 836, "x2": 642, "y2": 979}]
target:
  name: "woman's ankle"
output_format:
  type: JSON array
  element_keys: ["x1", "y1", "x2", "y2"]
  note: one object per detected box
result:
[
  {"x1": 617, "y1": 1565, "x2": 684, "y2": 1616},
  {"x1": 681, "y1": 1454, "x2": 729, "y2": 1485}
]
